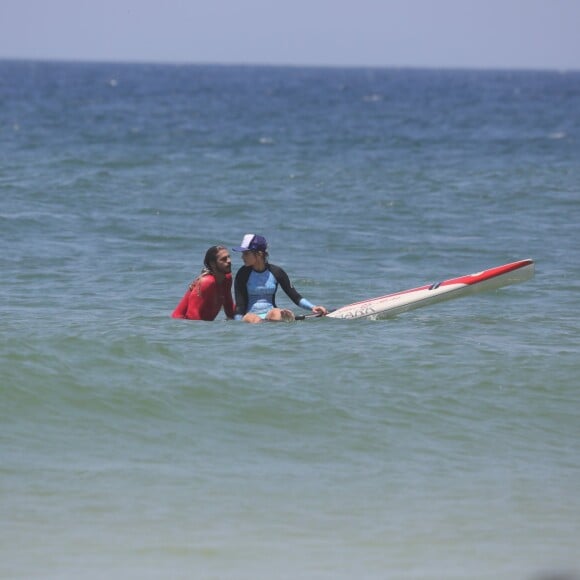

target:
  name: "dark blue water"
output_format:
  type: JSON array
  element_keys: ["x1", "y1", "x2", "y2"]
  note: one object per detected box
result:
[{"x1": 1, "y1": 60, "x2": 579, "y2": 580}]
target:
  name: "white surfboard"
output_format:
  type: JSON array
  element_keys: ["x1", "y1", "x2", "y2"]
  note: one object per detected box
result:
[{"x1": 319, "y1": 258, "x2": 534, "y2": 320}]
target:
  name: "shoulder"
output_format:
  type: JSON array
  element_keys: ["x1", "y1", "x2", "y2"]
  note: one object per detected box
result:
[
  {"x1": 268, "y1": 263, "x2": 289, "y2": 280},
  {"x1": 197, "y1": 273, "x2": 217, "y2": 290},
  {"x1": 235, "y1": 266, "x2": 252, "y2": 280}
]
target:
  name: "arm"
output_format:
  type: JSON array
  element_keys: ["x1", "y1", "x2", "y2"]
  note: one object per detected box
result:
[
  {"x1": 270, "y1": 264, "x2": 327, "y2": 315},
  {"x1": 234, "y1": 267, "x2": 250, "y2": 320},
  {"x1": 224, "y1": 275, "x2": 236, "y2": 319},
  {"x1": 269, "y1": 265, "x2": 305, "y2": 307},
  {"x1": 171, "y1": 289, "x2": 191, "y2": 318}
]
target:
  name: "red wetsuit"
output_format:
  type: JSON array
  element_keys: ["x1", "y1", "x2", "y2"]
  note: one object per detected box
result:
[{"x1": 172, "y1": 273, "x2": 235, "y2": 321}]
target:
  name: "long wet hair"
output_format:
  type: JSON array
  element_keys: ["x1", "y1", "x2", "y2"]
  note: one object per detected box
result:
[
  {"x1": 188, "y1": 245, "x2": 227, "y2": 292},
  {"x1": 203, "y1": 245, "x2": 226, "y2": 272}
]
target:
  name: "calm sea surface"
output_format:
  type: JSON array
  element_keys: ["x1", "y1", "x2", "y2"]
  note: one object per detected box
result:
[{"x1": 1, "y1": 60, "x2": 579, "y2": 580}]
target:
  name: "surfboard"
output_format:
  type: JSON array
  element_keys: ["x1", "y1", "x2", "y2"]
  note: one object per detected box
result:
[{"x1": 317, "y1": 258, "x2": 534, "y2": 321}]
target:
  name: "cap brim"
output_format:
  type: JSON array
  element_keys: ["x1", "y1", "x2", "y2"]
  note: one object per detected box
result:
[{"x1": 232, "y1": 246, "x2": 248, "y2": 252}]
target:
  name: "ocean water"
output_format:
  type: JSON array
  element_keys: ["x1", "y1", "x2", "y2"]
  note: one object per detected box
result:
[{"x1": 1, "y1": 60, "x2": 579, "y2": 580}]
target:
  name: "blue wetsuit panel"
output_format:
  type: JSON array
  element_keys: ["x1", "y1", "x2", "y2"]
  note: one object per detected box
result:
[{"x1": 246, "y1": 269, "x2": 279, "y2": 316}]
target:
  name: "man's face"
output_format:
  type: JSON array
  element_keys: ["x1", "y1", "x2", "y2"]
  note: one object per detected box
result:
[{"x1": 213, "y1": 249, "x2": 232, "y2": 275}]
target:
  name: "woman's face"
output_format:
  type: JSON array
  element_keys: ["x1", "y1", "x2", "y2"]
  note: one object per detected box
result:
[{"x1": 241, "y1": 250, "x2": 260, "y2": 268}]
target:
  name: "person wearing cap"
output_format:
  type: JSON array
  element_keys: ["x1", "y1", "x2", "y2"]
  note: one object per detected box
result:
[
  {"x1": 231, "y1": 234, "x2": 328, "y2": 323},
  {"x1": 172, "y1": 245, "x2": 236, "y2": 321}
]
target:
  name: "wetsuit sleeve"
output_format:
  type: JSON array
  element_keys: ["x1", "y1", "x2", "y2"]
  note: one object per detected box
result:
[
  {"x1": 224, "y1": 275, "x2": 236, "y2": 319},
  {"x1": 269, "y1": 264, "x2": 313, "y2": 309},
  {"x1": 171, "y1": 289, "x2": 191, "y2": 318},
  {"x1": 234, "y1": 267, "x2": 250, "y2": 319},
  {"x1": 298, "y1": 298, "x2": 316, "y2": 310}
]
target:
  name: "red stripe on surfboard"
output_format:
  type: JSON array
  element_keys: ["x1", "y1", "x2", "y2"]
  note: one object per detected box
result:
[
  {"x1": 332, "y1": 259, "x2": 534, "y2": 309},
  {"x1": 439, "y1": 258, "x2": 534, "y2": 287}
]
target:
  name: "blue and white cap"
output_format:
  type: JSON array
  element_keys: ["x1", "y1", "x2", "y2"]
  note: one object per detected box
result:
[{"x1": 232, "y1": 234, "x2": 268, "y2": 252}]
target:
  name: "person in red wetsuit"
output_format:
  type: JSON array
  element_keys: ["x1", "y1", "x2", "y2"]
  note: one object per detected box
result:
[{"x1": 172, "y1": 246, "x2": 235, "y2": 321}]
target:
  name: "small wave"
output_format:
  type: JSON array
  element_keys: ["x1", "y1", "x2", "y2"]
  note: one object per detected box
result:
[{"x1": 363, "y1": 94, "x2": 383, "y2": 102}]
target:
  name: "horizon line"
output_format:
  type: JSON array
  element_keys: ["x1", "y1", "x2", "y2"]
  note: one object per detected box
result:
[{"x1": 1, "y1": 55, "x2": 578, "y2": 75}]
